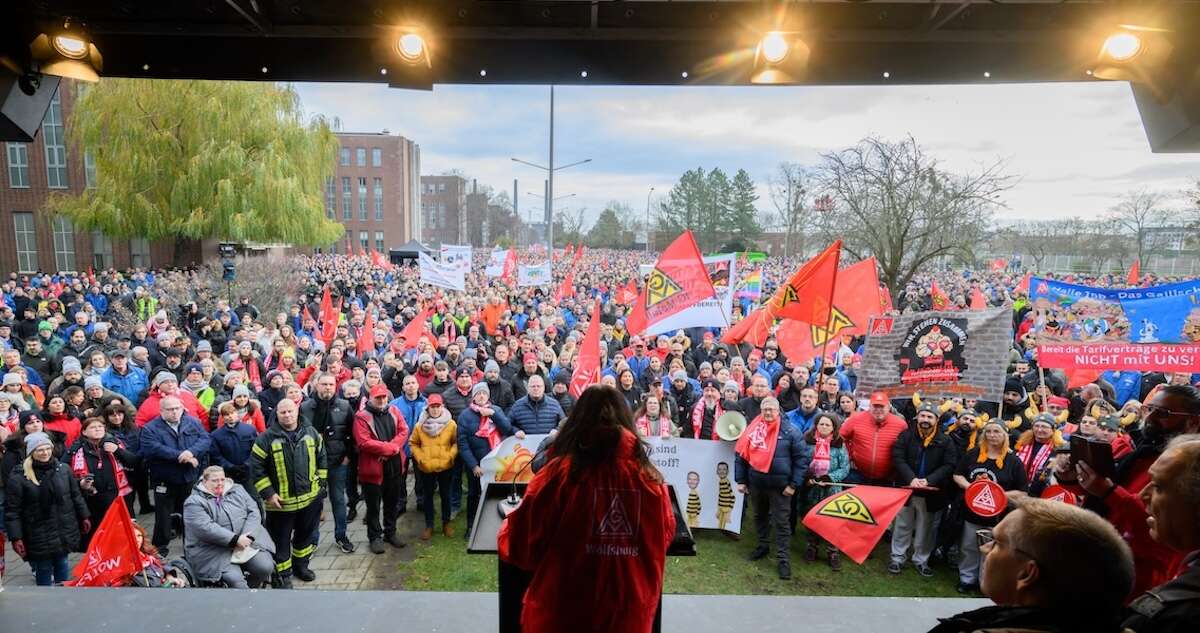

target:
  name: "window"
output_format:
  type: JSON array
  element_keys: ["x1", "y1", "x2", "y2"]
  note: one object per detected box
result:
[
  {"x1": 374, "y1": 231, "x2": 385, "y2": 252},
  {"x1": 325, "y1": 177, "x2": 335, "y2": 218},
  {"x1": 6, "y1": 143, "x2": 29, "y2": 188},
  {"x1": 84, "y1": 151, "x2": 97, "y2": 188},
  {"x1": 129, "y1": 238, "x2": 150, "y2": 269},
  {"x1": 340, "y1": 148, "x2": 350, "y2": 166},
  {"x1": 372, "y1": 147, "x2": 382, "y2": 167},
  {"x1": 359, "y1": 231, "x2": 369, "y2": 252},
  {"x1": 91, "y1": 231, "x2": 113, "y2": 269},
  {"x1": 52, "y1": 216, "x2": 76, "y2": 271},
  {"x1": 438, "y1": 183, "x2": 446, "y2": 192},
  {"x1": 373, "y1": 177, "x2": 383, "y2": 220},
  {"x1": 43, "y1": 90, "x2": 68, "y2": 188},
  {"x1": 358, "y1": 177, "x2": 367, "y2": 220},
  {"x1": 341, "y1": 177, "x2": 352, "y2": 220},
  {"x1": 356, "y1": 148, "x2": 366, "y2": 167},
  {"x1": 13, "y1": 212, "x2": 38, "y2": 272}
]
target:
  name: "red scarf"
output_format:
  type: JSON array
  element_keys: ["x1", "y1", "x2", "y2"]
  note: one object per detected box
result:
[
  {"x1": 232, "y1": 355, "x2": 262, "y2": 391},
  {"x1": 690, "y1": 399, "x2": 724, "y2": 440},
  {"x1": 735, "y1": 415, "x2": 781, "y2": 474},
  {"x1": 636, "y1": 415, "x2": 671, "y2": 439},
  {"x1": 1016, "y1": 440, "x2": 1053, "y2": 482},
  {"x1": 808, "y1": 435, "x2": 832, "y2": 477},
  {"x1": 71, "y1": 440, "x2": 132, "y2": 498},
  {"x1": 472, "y1": 403, "x2": 501, "y2": 450}
]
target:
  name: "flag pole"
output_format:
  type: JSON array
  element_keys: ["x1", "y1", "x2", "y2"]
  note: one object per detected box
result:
[{"x1": 817, "y1": 241, "x2": 842, "y2": 375}]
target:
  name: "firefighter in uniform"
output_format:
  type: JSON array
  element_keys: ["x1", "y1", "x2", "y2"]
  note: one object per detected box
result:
[{"x1": 250, "y1": 398, "x2": 327, "y2": 588}]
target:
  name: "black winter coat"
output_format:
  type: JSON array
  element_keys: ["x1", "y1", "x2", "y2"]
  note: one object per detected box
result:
[
  {"x1": 891, "y1": 428, "x2": 959, "y2": 506},
  {"x1": 485, "y1": 377, "x2": 516, "y2": 413},
  {"x1": 5, "y1": 459, "x2": 90, "y2": 560},
  {"x1": 734, "y1": 421, "x2": 808, "y2": 490},
  {"x1": 300, "y1": 395, "x2": 354, "y2": 464},
  {"x1": 440, "y1": 385, "x2": 474, "y2": 420}
]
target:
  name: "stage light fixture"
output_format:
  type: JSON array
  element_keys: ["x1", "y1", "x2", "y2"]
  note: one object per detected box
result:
[
  {"x1": 29, "y1": 19, "x2": 103, "y2": 82},
  {"x1": 1101, "y1": 32, "x2": 1142, "y2": 61},
  {"x1": 397, "y1": 32, "x2": 426, "y2": 63},
  {"x1": 480, "y1": 69, "x2": 487, "y2": 77},
  {"x1": 760, "y1": 32, "x2": 789, "y2": 64},
  {"x1": 882, "y1": 71, "x2": 890, "y2": 79},
  {"x1": 681, "y1": 71, "x2": 689, "y2": 79}
]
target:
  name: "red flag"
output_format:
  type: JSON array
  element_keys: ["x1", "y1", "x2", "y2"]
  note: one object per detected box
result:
[
  {"x1": 569, "y1": 301, "x2": 603, "y2": 398},
  {"x1": 616, "y1": 280, "x2": 639, "y2": 305},
  {"x1": 930, "y1": 279, "x2": 951, "y2": 310},
  {"x1": 66, "y1": 497, "x2": 141, "y2": 586},
  {"x1": 398, "y1": 308, "x2": 432, "y2": 351},
  {"x1": 572, "y1": 244, "x2": 586, "y2": 269},
  {"x1": 768, "y1": 240, "x2": 842, "y2": 325},
  {"x1": 302, "y1": 305, "x2": 314, "y2": 327},
  {"x1": 969, "y1": 287, "x2": 988, "y2": 310},
  {"x1": 1065, "y1": 368, "x2": 1104, "y2": 389},
  {"x1": 880, "y1": 283, "x2": 894, "y2": 313},
  {"x1": 773, "y1": 259, "x2": 884, "y2": 363},
  {"x1": 802, "y1": 485, "x2": 912, "y2": 564},
  {"x1": 357, "y1": 308, "x2": 375, "y2": 358},
  {"x1": 554, "y1": 270, "x2": 576, "y2": 302},
  {"x1": 722, "y1": 306, "x2": 774, "y2": 347},
  {"x1": 502, "y1": 248, "x2": 518, "y2": 284},
  {"x1": 990, "y1": 258, "x2": 1007, "y2": 272},
  {"x1": 625, "y1": 230, "x2": 716, "y2": 335},
  {"x1": 1127, "y1": 259, "x2": 1140, "y2": 286},
  {"x1": 318, "y1": 286, "x2": 338, "y2": 349},
  {"x1": 1015, "y1": 272, "x2": 1032, "y2": 294},
  {"x1": 345, "y1": 238, "x2": 352, "y2": 257}
]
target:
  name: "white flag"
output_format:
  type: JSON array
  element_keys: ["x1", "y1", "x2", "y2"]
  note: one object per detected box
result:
[
  {"x1": 419, "y1": 252, "x2": 466, "y2": 291},
  {"x1": 518, "y1": 261, "x2": 551, "y2": 287}
]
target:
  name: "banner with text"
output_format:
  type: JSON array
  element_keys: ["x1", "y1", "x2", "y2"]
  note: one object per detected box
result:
[
  {"x1": 518, "y1": 261, "x2": 552, "y2": 287},
  {"x1": 1029, "y1": 276, "x2": 1200, "y2": 344},
  {"x1": 1037, "y1": 342, "x2": 1200, "y2": 373},
  {"x1": 440, "y1": 244, "x2": 472, "y2": 275},
  {"x1": 644, "y1": 254, "x2": 737, "y2": 335},
  {"x1": 480, "y1": 434, "x2": 744, "y2": 533},
  {"x1": 419, "y1": 252, "x2": 466, "y2": 292},
  {"x1": 857, "y1": 306, "x2": 1012, "y2": 402}
]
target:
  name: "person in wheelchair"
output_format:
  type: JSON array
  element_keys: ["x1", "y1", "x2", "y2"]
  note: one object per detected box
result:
[
  {"x1": 182, "y1": 465, "x2": 276, "y2": 588},
  {"x1": 128, "y1": 522, "x2": 190, "y2": 588}
]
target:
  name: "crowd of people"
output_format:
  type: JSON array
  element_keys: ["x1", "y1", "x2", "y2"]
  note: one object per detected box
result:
[{"x1": 0, "y1": 248, "x2": 1197, "y2": 632}]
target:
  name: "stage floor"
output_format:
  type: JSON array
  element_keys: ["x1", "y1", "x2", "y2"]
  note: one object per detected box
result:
[{"x1": 1, "y1": 587, "x2": 987, "y2": 632}]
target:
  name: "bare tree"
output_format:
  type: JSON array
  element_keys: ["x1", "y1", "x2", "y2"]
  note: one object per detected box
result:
[
  {"x1": 813, "y1": 136, "x2": 1015, "y2": 296},
  {"x1": 554, "y1": 207, "x2": 586, "y2": 246},
  {"x1": 1108, "y1": 189, "x2": 1172, "y2": 264},
  {"x1": 767, "y1": 162, "x2": 813, "y2": 258}
]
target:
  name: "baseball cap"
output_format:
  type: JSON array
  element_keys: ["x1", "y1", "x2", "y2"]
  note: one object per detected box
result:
[
  {"x1": 426, "y1": 393, "x2": 444, "y2": 406},
  {"x1": 523, "y1": 352, "x2": 538, "y2": 364},
  {"x1": 869, "y1": 392, "x2": 889, "y2": 407},
  {"x1": 369, "y1": 384, "x2": 389, "y2": 399}
]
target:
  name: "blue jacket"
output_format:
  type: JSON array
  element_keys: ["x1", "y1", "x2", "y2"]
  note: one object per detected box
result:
[
  {"x1": 102, "y1": 365, "x2": 149, "y2": 404},
  {"x1": 1, "y1": 364, "x2": 44, "y2": 388},
  {"x1": 208, "y1": 422, "x2": 258, "y2": 471},
  {"x1": 757, "y1": 359, "x2": 784, "y2": 385},
  {"x1": 734, "y1": 421, "x2": 807, "y2": 490},
  {"x1": 456, "y1": 407, "x2": 514, "y2": 469},
  {"x1": 626, "y1": 354, "x2": 652, "y2": 381},
  {"x1": 507, "y1": 395, "x2": 564, "y2": 435},
  {"x1": 389, "y1": 393, "x2": 427, "y2": 459},
  {"x1": 85, "y1": 292, "x2": 109, "y2": 315},
  {"x1": 139, "y1": 414, "x2": 211, "y2": 485},
  {"x1": 1101, "y1": 370, "x2": 1142, "y2": 407},
  {"x1": 786, "y1": 407, "x2": 822, "y2": 435}
]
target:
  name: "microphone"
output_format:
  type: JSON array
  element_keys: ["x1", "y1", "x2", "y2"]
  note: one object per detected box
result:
[{"x1": 497, "y1": 440, "x2": 542, "y2": 518}]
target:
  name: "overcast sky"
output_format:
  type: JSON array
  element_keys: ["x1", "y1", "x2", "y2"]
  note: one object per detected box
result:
[{"x1": 295, "y1": 80, "x2": 1197, "y2": 230}]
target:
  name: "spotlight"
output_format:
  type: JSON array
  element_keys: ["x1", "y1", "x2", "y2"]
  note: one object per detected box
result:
[
  {"x1": 681, "y1": 71, "x2": 689, "y2": 79},
  {"x1": 397, "y1": 32, "x2": 426, "y2": 63},
  {"x1": 760, "y1": 32, "x2": 790, "y2": 64},
  {"x1": 29, "y1": 19, "x2": 103, "y2": 82},
  {"x1": 380, "y1": 68, "x2": 388, "y2": 75},
  {"x1": 882, "y1": 71, "x2": 890, "y2": 79},
  {"x1": 1101, "y1": 32, "x2": 1142, "y2": 61},
  {"x1": 983, "y1": 71, "x2": 991, "y2": 78},
  {"x1": 480, "y1": 69, "x2": 487, "y2": 77},
  {"x1": 261, "y1": 66, "x2": 269, "y2": 74},
  {"x1": 580, "y1": 70, "x2": 588, "y2": 78}
]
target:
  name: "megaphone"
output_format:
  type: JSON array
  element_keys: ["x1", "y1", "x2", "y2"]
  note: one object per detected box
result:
[{"x1": 716, "y1": 411, "x2": 747, "y2": 441}]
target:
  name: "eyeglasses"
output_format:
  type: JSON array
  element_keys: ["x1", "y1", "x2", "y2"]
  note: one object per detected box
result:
[
  {"x1": 976, "y1": 529, "x2": 1039, "y2": 563},
  {"x1": 1142, "y1": 404, "x2": 1197, "y2": 419}
]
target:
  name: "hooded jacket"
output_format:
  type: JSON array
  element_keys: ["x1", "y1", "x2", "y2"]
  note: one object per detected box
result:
[
  {"x1": 4, "y1": 458, "x2": 90, "y2": 560},
  {"x1": 352, "y1": 401, "x2": 408, "y2": 485},
  {"x1": 410, "y1": 406, "x2": 458, "y2": 473},
  {"x1": 182, "y1": 480, "x2": 276, "y2": 583}
]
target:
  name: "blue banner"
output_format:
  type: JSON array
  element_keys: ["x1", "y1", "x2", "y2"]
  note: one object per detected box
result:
[{"x1": 1029, "y1": 277, "x2": 1200, "y2": 344}]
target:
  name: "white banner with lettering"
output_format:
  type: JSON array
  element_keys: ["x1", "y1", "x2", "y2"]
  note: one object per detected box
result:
[
  {"x1": 518, "y1": 261, "x2": 552, "y2": 287},
  {"x1": 439, "y1": 244, "x2": 472, "y2": 274},
  {"x1": 419, "y1": 252, "x2": 466, "y2": 292}
]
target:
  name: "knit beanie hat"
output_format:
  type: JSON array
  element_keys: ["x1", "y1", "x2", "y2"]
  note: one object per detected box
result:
[
  {"x1": 484, "y1": 360, "x2": 500, "y2": 374},
  {"x1": 24, "y1": 431, "x2": 52, "y2": 453},
  {"x1": 471, "y1": 382, "x2": 490, "y2": 399}
]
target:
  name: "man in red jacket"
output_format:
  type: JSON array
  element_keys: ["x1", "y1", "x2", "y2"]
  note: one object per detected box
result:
[
  {"x1": 840, "y1": 391, "x2": 908, "y2": 485},
  {"x1": 1059, "y1": 384, "x2": 1200, "y2": 599},
  {"x1": 135, "y1": 372, "x2": 207, "y2": 428},
  {"x1": 353, "y1": 383, "x2": 409, "y2": 554}
]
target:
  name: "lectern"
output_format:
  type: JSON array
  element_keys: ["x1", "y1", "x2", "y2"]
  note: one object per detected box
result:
[{"x1": 468, "y1": 481, "x2": 696, "y2": 633}]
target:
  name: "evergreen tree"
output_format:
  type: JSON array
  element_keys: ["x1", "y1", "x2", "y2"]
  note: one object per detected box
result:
[
  {"x1": 587, "y1": 208, "x2": 626, "y2": 248},
  {"x1": 727, "y1": 169, "x2": 762, "y2": 243}
]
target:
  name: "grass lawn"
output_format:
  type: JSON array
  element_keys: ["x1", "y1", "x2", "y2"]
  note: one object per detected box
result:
[{"x1": 399, "y1": 508, "x2": 966, "y2": 597}]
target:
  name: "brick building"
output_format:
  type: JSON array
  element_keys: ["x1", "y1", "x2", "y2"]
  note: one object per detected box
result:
[
  {"x1": 420, "y1": 174, "x2": 468, "y2": 247},
  {"x1": 320, "y1": 131, "x2": 421, "y2": 255},
  {"x1": 1, "y1": 79, "x2": 183, "y2": 275}
]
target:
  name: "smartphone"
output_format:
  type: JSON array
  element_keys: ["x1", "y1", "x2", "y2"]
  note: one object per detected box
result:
[{"x1": 1069, "y1": 435, "x2": 1116, "y2": 480}]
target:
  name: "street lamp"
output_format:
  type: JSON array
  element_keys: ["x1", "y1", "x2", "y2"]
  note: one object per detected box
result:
[
  {"x1": 510, "y1": 85, "x2": 592, "y2": 256},
  {"x1": 645, "y1": 187, "x2": 655, "y2": 252}
]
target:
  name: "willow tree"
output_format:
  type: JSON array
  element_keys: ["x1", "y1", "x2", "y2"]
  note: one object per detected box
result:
[{"x1": 46, "y1": 79, "x2": 343, "y2": 249}]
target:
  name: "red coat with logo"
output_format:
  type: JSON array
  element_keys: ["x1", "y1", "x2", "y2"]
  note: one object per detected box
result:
[{"x1": 498, "y1": 430, "x2": 675, "y2": 633}]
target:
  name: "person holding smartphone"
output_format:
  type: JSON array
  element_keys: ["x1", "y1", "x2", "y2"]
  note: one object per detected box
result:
[{"x1": 66, "y1": 416, "x2": 140, "y2": 546}]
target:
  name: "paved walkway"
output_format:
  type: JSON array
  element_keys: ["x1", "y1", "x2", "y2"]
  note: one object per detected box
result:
[{"x1": 2, "y1": 495, "x2": 429, "y2": 590}]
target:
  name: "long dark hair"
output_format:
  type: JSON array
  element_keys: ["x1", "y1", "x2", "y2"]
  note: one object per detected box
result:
[
  {"x1": 804, "y1": 411, "x2": 844, "y2": 448},
  {"x1": 104, "y1": 403, "x2": 137, "y2": 434},
  {"x1": 550, "y1": 385, "x2": 662, "y2": 483}
]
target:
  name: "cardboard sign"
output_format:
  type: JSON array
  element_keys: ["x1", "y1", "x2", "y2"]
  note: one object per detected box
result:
[{"x1": 965, "y1": 479, "x2": 1007, "y2": 518}]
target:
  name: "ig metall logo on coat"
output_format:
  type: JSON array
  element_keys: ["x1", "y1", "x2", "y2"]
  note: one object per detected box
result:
[{"x1": 593, "y1": 488, "x2": 641, "y2": 539}]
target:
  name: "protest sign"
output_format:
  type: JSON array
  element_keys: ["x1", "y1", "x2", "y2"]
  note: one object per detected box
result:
[
  {"x1": 480, "y1": 434, "x2": 744, "y2": 534},
  {"x1": 439, "y1": 244, "x2": 472, "y2": 275},
  {"x1": 419, "y1": 252, "x2": 466, "y2": 291},
  {"x1": 1037, "y1": 342, "x2": 1200, "y2": 373},
  {"x1": 644, "y1": 253, "x2": 737, "y2": 335},
  {"x1": 856, "y1": 305, "x2": 1011, "y2": 401},
  {"x1": 518, "y1": 261, "x2": 551, "y2": 287}
]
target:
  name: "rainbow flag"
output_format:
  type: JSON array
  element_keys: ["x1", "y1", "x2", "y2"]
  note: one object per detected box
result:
[{"x1": 734, "y1": 267, "x2": 763, "y2": 300}]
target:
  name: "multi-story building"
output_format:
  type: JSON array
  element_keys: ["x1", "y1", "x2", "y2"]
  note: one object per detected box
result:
[
  {"x1": 0, "y1": 79, "x2": 181, "y2": 275},
  {"x1": 321, "y1": 131, "x2": 421, "y2": 255},
  {"x1": 420, "y1": 175, "x2": 468, "y2": 246}
]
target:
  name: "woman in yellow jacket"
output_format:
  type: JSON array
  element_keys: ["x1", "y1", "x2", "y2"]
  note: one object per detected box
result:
[{"x1": 409, "y1": 393, "x2": 458, "y2": 540}]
